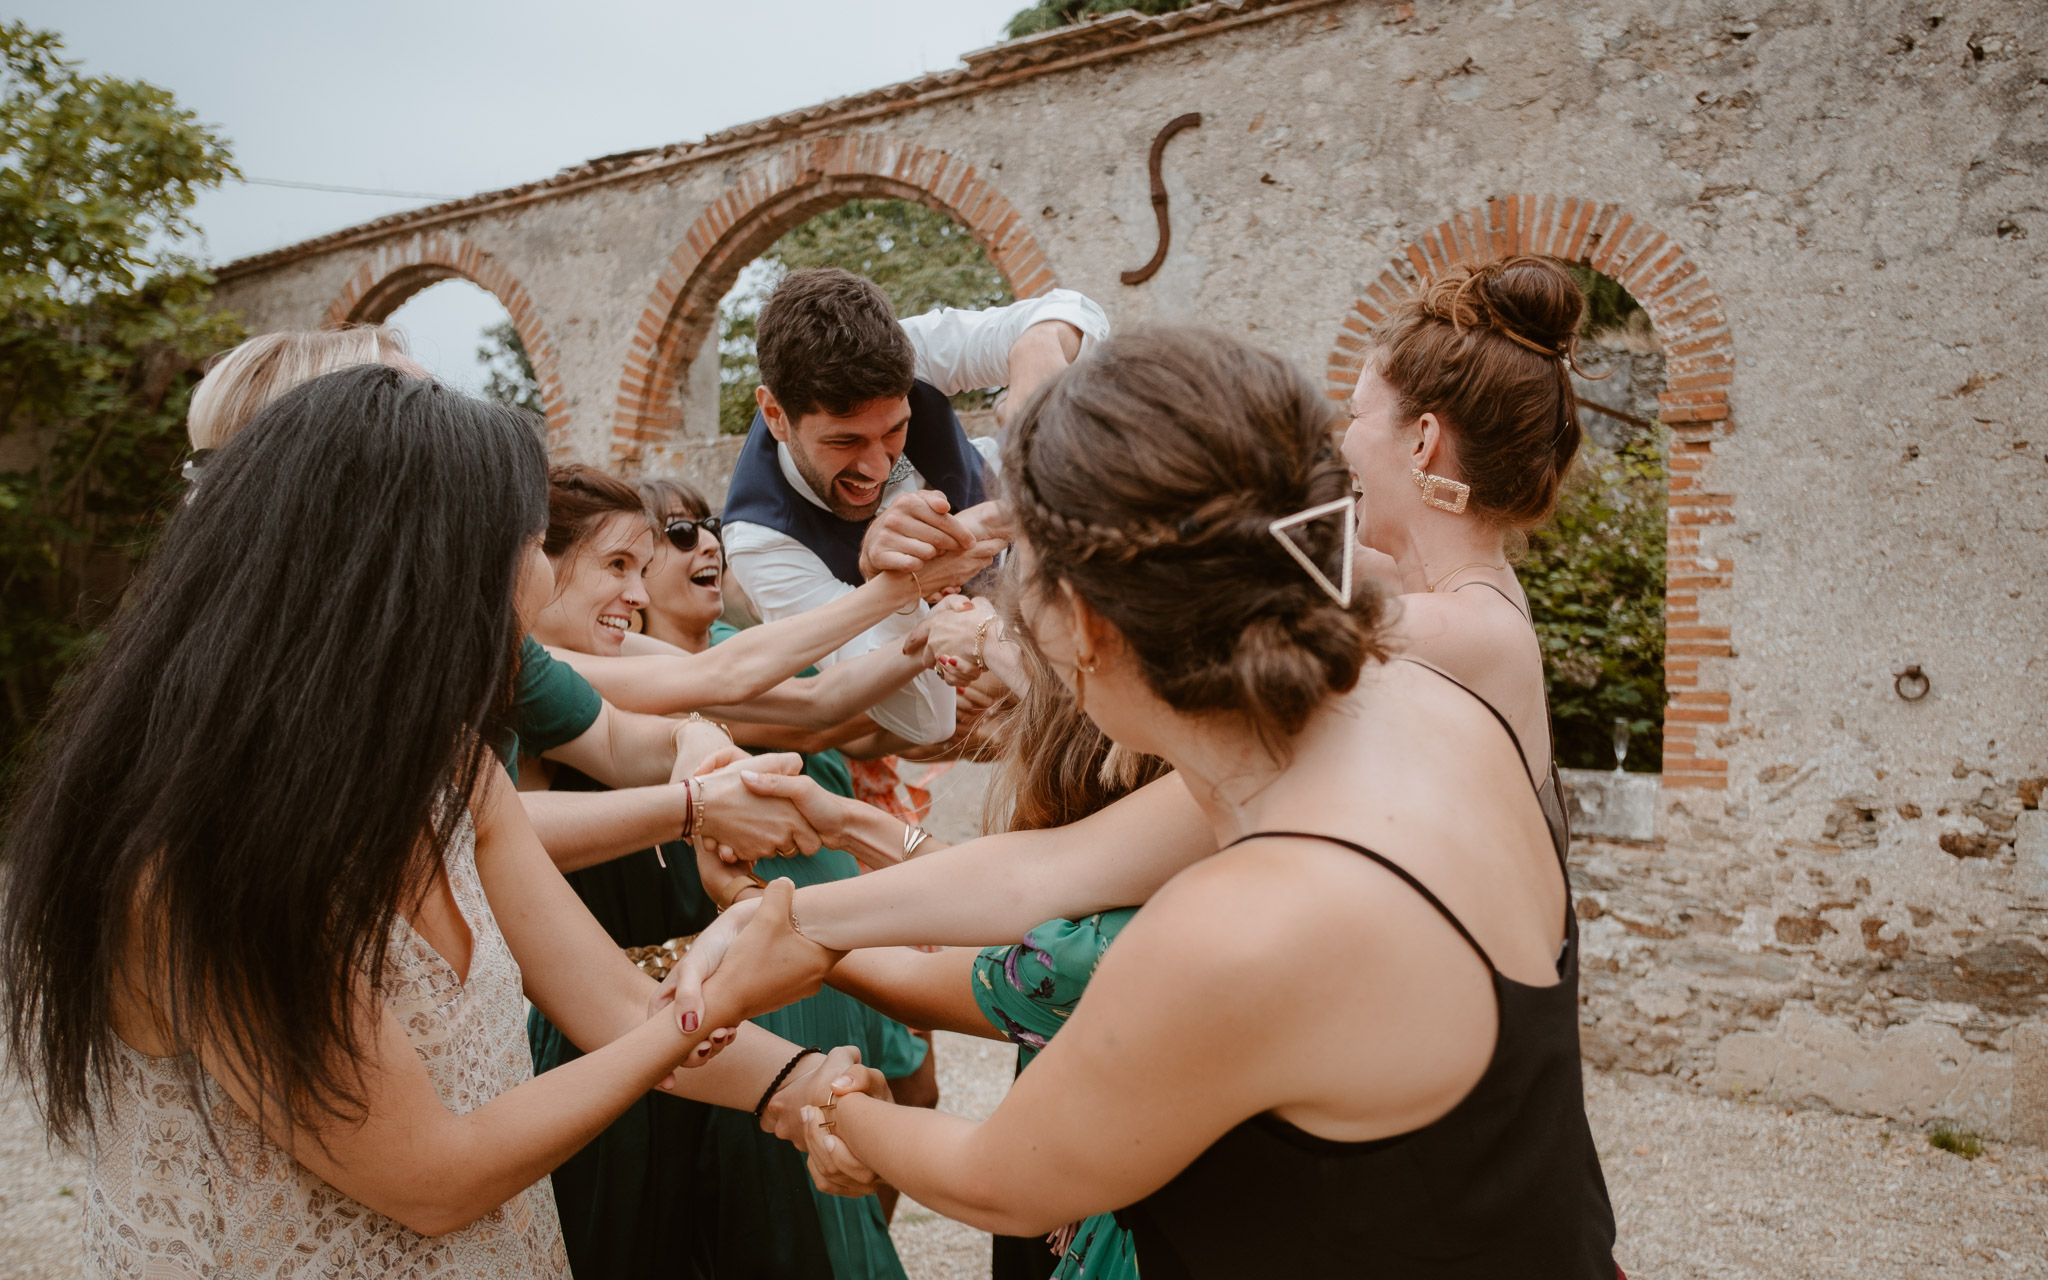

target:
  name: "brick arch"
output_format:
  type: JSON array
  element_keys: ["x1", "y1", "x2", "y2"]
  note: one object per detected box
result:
[
  {"x1": 325, "y1": 232, "x2": 571, "y2": 449},
  {"x1": 1323, "y1": 196, "x2": 1736, "y2": 791},
  {"x1": 610, "y1": 134, "x2": 1057, "y2": 468}
]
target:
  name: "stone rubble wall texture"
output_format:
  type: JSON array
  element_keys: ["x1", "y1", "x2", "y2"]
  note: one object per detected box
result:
[{"x1": 210, "y1": 0, "x2": 2048, "y2": 1134}]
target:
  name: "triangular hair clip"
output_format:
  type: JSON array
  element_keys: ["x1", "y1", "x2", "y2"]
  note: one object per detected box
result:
[{"x1": 1269, "y1": 498, "x2": 1355, "y2": 608}]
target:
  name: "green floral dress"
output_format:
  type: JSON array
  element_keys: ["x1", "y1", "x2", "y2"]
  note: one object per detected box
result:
[{"x1": 974, "y1": 909, "x2": 1142, "y2": 1280}]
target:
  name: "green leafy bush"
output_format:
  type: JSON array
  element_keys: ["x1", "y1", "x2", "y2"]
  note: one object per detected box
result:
[
  {"x1": 716, "y1": 199, "x2": 1014, "y2": 434},
  {"x1": 0, "y1": 23, "x2": 241, "y2": 764},
  {"x1": 1523, "y1": 428, "x2": 1668, "y2": 771}
]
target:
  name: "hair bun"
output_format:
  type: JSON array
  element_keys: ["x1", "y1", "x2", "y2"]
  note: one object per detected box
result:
[{"x1": 1418, "y1": 255, "x2": 1583, "y2": 358}]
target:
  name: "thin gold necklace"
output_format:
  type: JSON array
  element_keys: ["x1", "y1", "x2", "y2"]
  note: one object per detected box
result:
[{"x1": 1425, "y1": 559, "x2": 1509, "y2": 593}]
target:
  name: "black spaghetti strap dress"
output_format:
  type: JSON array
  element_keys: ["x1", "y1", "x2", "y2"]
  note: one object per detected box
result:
[{"x1": 1115, "y1": 677, "x2": 1616, "y2": 1279}]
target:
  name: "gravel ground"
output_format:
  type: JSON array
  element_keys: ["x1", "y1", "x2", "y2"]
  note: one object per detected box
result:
[{"x1": 0, "y1": 1071, "x2": 85, "y2": 1280}]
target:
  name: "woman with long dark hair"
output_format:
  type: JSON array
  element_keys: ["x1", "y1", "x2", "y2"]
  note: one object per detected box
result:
[
  {"x1": 0, "y1": 366, "x2": 836, "y2": 1277},
  {"x1": 677, "y1": 325, "x2": 1619, "y2": 1277}
]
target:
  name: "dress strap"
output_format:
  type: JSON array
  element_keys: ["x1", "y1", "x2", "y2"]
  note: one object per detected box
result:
[
  {"x1": 1394, "y1": 658, "x2": 1536, "y2": 783},
  {"x1": 1453, "y1": 576, "x2": 1533, "y2": 622},
  {"x1": 1451, "y1": 580, "x2": 1551, "y2": 709},
  {"x1": 1225, "y1": 830, "x2": 1496, "y2": 974}
]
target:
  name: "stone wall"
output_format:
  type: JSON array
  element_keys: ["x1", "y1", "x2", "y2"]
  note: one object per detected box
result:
[{"x1": 208, "y1": 0, "x2": 2048, "y2": 1134}]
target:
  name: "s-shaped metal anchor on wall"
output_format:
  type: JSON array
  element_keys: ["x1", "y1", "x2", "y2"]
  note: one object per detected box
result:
[{"x1": 1120, "y1": 112, "x2": 1202, "y2": 285}]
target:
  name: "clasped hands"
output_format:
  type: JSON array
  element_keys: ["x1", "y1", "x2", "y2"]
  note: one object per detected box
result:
[
  {"x1": 649, "y1": 879, "x2": 893, "y2": 1193},
  {"x1": 671, "y1": 746, "x2": 823, "y2": 867},
  {"x1": 858, "y1": 490, "x2": 1010, "y2": 588},
  {"x1": 907, "y1": 593, "x2": 999, "y2": 690}
]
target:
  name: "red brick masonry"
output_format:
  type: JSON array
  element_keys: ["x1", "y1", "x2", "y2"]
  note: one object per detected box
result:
[
  {"x1": 324, "y1": 233, "x2": 573, "y2": 452},
  {"x1": 607, "y1": 135, "x2": 1058, "y2": 468}
]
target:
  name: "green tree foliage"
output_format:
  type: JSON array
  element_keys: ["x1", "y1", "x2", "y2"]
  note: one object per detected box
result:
[
  {"x1": 717, "y1": 199, "x2": 1014, "y2": 434},
  {"x1": 476, "y1": 319, "x2": 541, "y2": 416},
  {"x1": 1523, "y1": 428, "x2": 1668, "y2": 771},
  {"x1": 1565, "y1": 263, "x2": 1643, "y2": 337},
  {"x1": 1005, "y1": 0, "x2": 1199, "y2": 39},
  {"x1": 0, "y1": 23, "x2": 241, "y2": 759}
]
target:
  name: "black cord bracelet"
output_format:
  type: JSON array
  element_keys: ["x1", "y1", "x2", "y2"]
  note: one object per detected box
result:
[{"x1": 753, "y1": 1046, "x2": 824, "y2": 1118}]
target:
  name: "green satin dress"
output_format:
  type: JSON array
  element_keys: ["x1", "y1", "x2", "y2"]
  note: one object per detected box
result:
[
  {"x1": 974, "y1": 909, "x2": 1142, "y2": 1280},
  {"x1": 528, "y1": 643, "x2": 922, "y2": 1278}
]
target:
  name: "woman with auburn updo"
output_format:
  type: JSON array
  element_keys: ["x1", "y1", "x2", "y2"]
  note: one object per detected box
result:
[
  {"x1": 1343, "y1": 253, "x2": 1591, "y2": 856},
  {"x1": 671, "y1": 327, "x2": 1620, "y2": 1277}
]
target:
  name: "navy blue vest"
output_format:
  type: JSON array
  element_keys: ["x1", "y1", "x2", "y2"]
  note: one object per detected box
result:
[{"x1": 721, "y1": 379, "x2": 988, "y2": 587}]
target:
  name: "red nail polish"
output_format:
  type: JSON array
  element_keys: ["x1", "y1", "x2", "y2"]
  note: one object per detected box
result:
[{"x1": 682, "y1": 1010, "x2": 699, "y2": 1033}]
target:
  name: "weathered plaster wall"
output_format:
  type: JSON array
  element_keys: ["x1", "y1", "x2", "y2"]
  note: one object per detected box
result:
[{"x1": 210, "y1": 0, "x2": 2048, "y2": 1133}]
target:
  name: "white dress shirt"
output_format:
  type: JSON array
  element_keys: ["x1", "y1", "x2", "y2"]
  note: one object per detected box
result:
[{"x1": 722, "y1": 289, "x2": 1109, "y2": 744}]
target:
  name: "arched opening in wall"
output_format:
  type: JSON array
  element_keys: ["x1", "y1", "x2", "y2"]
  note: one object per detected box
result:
[
  {"x1": 1329, "y1": 197, "x2": 1735, "y2": 792},
  {"x1": 380, "y1": 279, "x2": 540, "y2": 415},
  {"x1": 612, "y1": 136, "x2": 1059, "y2": 469},
  {"x1": 1521, "y1": 264, "x2": 1668, "y2": 773},
  {"x1": 704, "y1": 198, "x2": 1016, "y2": 438}
]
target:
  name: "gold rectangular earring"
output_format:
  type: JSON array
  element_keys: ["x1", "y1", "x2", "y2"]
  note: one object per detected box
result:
[{"x1": 1410, "y1": 468, "x2": 1471, "y2": 514}]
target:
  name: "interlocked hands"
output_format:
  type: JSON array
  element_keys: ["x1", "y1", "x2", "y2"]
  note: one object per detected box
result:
[
  {"x1": 654, "y1": 879, "x2": 839, "y2": 1065},
  {"x1": 915, "y1": 594, "x2": 999, "y2": 689},
  {"x1": 687, "y1": 750, "x2": 822, "y2": 865},
  {"x1": 798, "y1": 1060, "x2": 893, "y2": 1197},
  {"x1": 858, "y1": 491, "x2": 1010, "y2": 588}
]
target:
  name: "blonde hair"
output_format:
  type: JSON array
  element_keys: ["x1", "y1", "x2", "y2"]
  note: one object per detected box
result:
[{"x1": 187, "y1": 327, "x2": 410, "y2": 450}]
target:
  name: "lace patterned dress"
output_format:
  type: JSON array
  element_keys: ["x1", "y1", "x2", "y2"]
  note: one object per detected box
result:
[{"x1": 83, "y1": 817, "x2": 570, "y2": 1279}]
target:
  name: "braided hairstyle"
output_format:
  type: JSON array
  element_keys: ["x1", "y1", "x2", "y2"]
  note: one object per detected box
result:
[
  {"x1": 1004, "y1": 326, "x2": 1388, "y2": 748},
  {"x1": 1371, "y1": 255, "x2": 1587, "y2": 527}
]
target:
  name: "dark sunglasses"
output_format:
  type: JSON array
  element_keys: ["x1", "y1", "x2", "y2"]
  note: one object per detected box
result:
[{"x1": 664, "y1": 516, "x2": 722, "y2": 552}]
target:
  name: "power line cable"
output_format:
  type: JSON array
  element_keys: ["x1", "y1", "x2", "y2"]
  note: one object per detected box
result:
[{"x1": 239, "y1": 176, "x2": 465, "y2": 201}]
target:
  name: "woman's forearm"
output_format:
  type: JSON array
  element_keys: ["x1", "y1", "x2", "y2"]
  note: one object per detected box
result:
[
  {"x1": 791, "y1": 831, "x2": 1095, "y2": 950},
  {"x1": 519, "y1": 786, "x2": 687, "y2": 873},
  {"x1": 829, "y1": 1095, "x2": 1050, "y2": 1235},
  {"x1": 691, "y1": 646, "x2": 923, "y2": 730},
  {"x1": 662, "y1": 1022, "x2": 805, "y2": 1111},
  {"x1": 426, "y1": 963, "x2": 797, "y2": 1235},
  {"x1": 790, "y1": 774, "x2": 1211, "y2": 950},
  {"x1": 825, "y1": 947, "x2": 997, "y2": 1039},
  {"x1": 551, "y1": 573, "x2": 915, "y2": 717},
  {"x1": 703, "y1": 572, "x2": 922, "y2": 699},
  {"x1": 383, "y1": 1010, "x2": 714, "y2": 1236},
  {"x1": 815, "y1": 796, "x2": 948, "y2": 870}
]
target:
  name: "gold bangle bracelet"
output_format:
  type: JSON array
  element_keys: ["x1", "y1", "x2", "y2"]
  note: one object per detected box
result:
[
  {"x1": 894, "y1": 570, "x2": 924, "y2": 615},
  {"x1": 971, "y1": 613, "x2": 998, "y2": 671}
]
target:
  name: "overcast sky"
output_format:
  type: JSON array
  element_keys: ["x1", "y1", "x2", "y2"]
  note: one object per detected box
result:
[{"x1": 22, "y1": 0, "x2": 1027, "y2": 390}]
